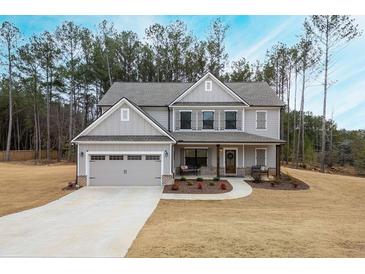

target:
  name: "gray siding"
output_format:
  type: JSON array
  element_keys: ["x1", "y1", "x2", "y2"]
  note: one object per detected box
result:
[
  {"x1": 78, "y1": 143, "x2": 172, "y2": 175},
  {"x1": 244, "y1": 108, "x2": 280, "y2": 139},
  {"x1": 142, "y1": 106, "x2": 169, "y2": 129},
  {"x1": 101, "y1": 106, "x2": 110, "y2": 114},
  {"x1": 181, "y1": 75, "x2": 240, "y2": 103},
  {"x1": 173, "y1": 107, "x2": 244, "y2": 131},
  {"x1": 88, "y1": 102, "x2": 161, "y2": 136},
  {"x1": 244, "y1": 145, "x2": 276, "y2": 168}
]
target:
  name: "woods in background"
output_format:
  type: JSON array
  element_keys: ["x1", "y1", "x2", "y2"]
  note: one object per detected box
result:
[{"x1": 0, "y1": 16, "x2": 364, "y2": 175}]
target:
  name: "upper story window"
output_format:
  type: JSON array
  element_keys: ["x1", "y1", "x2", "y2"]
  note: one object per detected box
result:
[
  {"x1": 256, "y1": 111, "x2": 267, "y2": 130},
  {"x1": 121, "y1": 108, "x2": 130, "y2": 121},
  {"x1": 180, "y1": 111, "x2": 192, "y2": 130},
  {"x1": 205, "y1": 80, "x2": 212, "y2": 91},
  {"x1": 225, "y1": 111, "x2": 237, "y2": 130},
  {"x1": 202, "y1": 111, "x2": 214, "y2": 130}
]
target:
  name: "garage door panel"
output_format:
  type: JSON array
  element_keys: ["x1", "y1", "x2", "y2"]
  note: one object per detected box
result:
[{"x1": 89, "y1": 154, "x2": 161, "y2": 186}]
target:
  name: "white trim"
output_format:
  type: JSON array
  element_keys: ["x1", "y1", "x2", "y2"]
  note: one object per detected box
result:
[
  {"x1": 277, "y1": 108, "x2": 281, "y2": 139},
  {"x1": 71, "y1": 97, "x2": 175, "y2": 143},
  {"x1": 202, "y1": 110, "x2": 215, "y2": 130},
  {"x1": 205, "y1": 80, "x2": 212, "y2": 91},
  {"x1": 256, "y1": 110, "x2": 267, "y2": 130},
  {"x1": 77, "y1": 144, "x2": 80, "y2": 175},
  {"x1": 242, "y1": 144, "x2": 245, "y2": 168},
  {"x1": 86, "y1": 150, "x2": 169, "y2": 186},
  {"x1": 255, "y1": 148, "x2": 267, "y2": 166},
  {"x1": 171, "y1": 105, "x2": 249, "y2": 108},
  {"x1": 242, "y1": 108, "x2": 245, "y2": 132},
  {"x1": 169, "y1": 72, "x2": 249, "y2": 106},
  {"x1": 224, "y1": 110, "x2": 238, "y2": 130},
  {"x1": 179, "y1": 142, "x2": 283, "y2": 145},
  {"x1": 223, "y1": 147, "x2": 239, "y2": 175},
  {"x1": 178, "y1": 110, "x2": 192, "y2": 112},
  {"x1": 172, "y1": 109, "x2": 175, "y2": 132},
  {"x1": 73, "y1": 141, "x2": 174, "y2": 145},
  {"x1": 201, "y1": 109, "x2": 215, "y2": 112},
  {"x1": 120, "y1": 108, "x2": 129, "y2": 121}
]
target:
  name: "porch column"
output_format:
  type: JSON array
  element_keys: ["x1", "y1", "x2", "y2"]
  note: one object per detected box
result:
[
  {"x1": 276, "y1": 144, "x2": 281, "y2": 178},
  {"x1": 216, "y1": 144, "x2": 220, "y2": 177}
]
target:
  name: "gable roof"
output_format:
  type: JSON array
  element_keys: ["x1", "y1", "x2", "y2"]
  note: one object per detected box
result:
[
  {"x1": 71, "y1": 97, "x2": 176, "y2": 143},
  {"x1": 169, "y1": 72, "x2": 248, "y2": 106},
  {"x1": 98, "y1": 79, "x2": 285, "y2": 107}
]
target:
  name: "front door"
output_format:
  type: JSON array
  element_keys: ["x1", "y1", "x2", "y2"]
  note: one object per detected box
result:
[{"x1": 225, "y1": 150, "x2": 236, "y2": 174}]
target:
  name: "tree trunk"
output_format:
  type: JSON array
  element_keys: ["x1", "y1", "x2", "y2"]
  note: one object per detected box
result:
[
  {"x1": 286, "y1": 66, "x2": 291, "y2": 164},
  {"x1": 292, "y1": 68, "x2": 298, "y2": 165},
  {"x1": 46, "y1": 66, "x2": 51, "y2": 161},
  {"x1": 320, "y1": 19, "x2": 330, "y2": 173},
  {"x1": 300, "y1": 65, "x2": 306, "y2": 165},
  {"x1": 5, "y1": 41, "x2": 13, "y2": 161}
]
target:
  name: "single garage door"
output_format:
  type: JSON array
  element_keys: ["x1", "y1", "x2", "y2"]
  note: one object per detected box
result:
[{"x1": 88, "y1": 154, "x2": 162, "y2": 186}]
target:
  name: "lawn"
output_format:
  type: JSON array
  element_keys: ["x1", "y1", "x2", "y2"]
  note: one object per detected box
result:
[
  {"x1": 127, "y1": 167, "x2": 365, "y2": 257},
  {"x1": 0, "y1": 161, "x2": 76, "y2": 217}
]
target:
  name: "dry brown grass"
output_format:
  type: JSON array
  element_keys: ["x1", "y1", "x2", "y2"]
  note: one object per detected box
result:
[
  {"x1": 127, "y1": 167, "x2": 365, "y2": 258},
  {"x1": 0, "y1": 161, "x2": 76, "y2": 217}
]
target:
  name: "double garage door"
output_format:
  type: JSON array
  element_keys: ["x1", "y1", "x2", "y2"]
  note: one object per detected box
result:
[{"x1": 89, "y1": 154, "x2": 162, "y2": 186}]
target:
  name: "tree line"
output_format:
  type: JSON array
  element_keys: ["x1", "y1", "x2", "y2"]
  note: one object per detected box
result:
[{"x1": 0, "y1": 16, "x2": 363, "y2": 174}]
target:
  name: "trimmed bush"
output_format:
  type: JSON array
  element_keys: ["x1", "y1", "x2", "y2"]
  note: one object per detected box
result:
[
  {"x1": 197, "y1": 182, "x2": 203, "y2": 189},
  {"x1": 180, "y1": 176, "x2": 187, "y2": 181},
  {"x1": 187, "y1": 181, "x2": 193, "y2": 186},
  {"x1": 171, "y1": 182, "x2": 180, "y2": 191},
  {"x1": 220, "y1": 182, "x2": 227, "y2": 190},
  {"x1": 213, "y1": 176, "x2": 220, "y2": 181},
  {"x1": 197, "y1": 177, "x2": 204, "y2": 181},
  {"x1": 208, "y1": 181, "x2": 215, "y2": 186}
]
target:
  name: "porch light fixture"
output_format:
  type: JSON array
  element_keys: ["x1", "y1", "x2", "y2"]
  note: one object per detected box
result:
[
  {"x1": 80, "y1": 151, "x2": 84, "y2": 157},
  {"x1": 164, "y1": 150, "x2": 168, "y2": 157},
  {"x1": 219, "y1": 147, "x2": 223, "y2": 153}
]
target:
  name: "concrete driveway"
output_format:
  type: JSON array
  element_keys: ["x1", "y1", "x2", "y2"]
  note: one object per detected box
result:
[{"x1": 0, "y1": 186, "x2": 162, "y2": 257}]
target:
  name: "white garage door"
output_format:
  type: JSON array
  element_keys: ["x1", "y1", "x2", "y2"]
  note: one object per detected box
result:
[{"x1": 88, "y1": 154, "x2": 162, "y2": 186}]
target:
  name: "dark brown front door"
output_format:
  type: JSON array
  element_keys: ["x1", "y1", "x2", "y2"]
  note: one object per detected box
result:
[{"x1": 225, "y1": 150, "x2": 236, "y2": 174}]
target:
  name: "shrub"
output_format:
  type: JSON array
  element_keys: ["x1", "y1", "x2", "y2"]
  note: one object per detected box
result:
[
  {"x1": 180, "y1": 176, "x2": 187, "y2": 181},
  {"x1": 270, "y1": 182, "x2": 275, "y2": 187},
  {"x1": 171, "y1": 182, "x2": 179, "y2": 191},
  {"x1": 187, "y1": 181, "x2": 193, "y2": 186},
  {"x1": 220, "y1": 182, "x2": 227, "y2": 190},
  {"x1": 293, "y1": 182, "x2": 298, "y2": 189},
  {"x1": 197, "y1": 177, "x2": 204, "y2": 181},
  {"x1": 209, "y1": 181, "x2": 215, "y2": 186},
  {"x1": 197, "y1": 182, "x2": 203, "y2": 189},
  {"x1": 213, "y1": 176, "x2": 220, "y2": 181}
]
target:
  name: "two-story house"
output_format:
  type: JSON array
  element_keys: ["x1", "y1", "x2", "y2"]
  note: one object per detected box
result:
[{"x1": 72, "y1": 72, "x2": 285, "y2": 186}]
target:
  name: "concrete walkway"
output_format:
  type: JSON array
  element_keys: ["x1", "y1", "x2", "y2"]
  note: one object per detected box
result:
[
  {"x1": 161, "y1": 178, "x2": 252, "y2": 200},
  {"x1": 0, "y1": 186, "x2": 162, "y2": 257}
]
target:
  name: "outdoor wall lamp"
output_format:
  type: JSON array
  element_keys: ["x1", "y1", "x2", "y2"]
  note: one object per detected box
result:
[
  {"x1": 164, "y1": 150, "x2": 168, "y2": 157},
  {"x1": 80, "y1": 151, "x2": 84, "y2": 157}
]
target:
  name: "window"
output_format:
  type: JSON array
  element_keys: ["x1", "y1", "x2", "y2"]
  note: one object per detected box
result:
[
  {"x1": 256, "y1": 111, "x2": 267, "y2": 129},
  {"x1": 91, "y1": 155, "x2": 105, "y2": 161},
  {"x1": 121, "y1": 108, "x2": 130, "y2": 121},
  {"x1": 184, "y1": 149, "x2": 208, "y2": 168},
  {"x1": 225, "y1": 111, "x2": 237, "y2": 129},
  {"x1": 202, "y1": 111, "x2": 214, "y2": 130},
  {"x1": 109, "y1": 155, "x2": 124, "y2": 160},
  {"x1": 255, "y1": 149, "x2": 267, "y2": 166},
  {"x1": 180, "y1": 111, "x2": 192, "y2": 130},
  {"x1": 146, "y1": 155, "x2": 160, "y2": 161},
  {"x1": 205, "y1": 80, "x2": 212, "y2": 91},
  {"x1": 127, "y1": 155, "x2": 142, "y2": 160}
]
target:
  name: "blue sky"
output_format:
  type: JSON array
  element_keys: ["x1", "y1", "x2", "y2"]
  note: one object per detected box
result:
[{"x1": 1, "y1": 15, "x2": 364, "y2": 130}]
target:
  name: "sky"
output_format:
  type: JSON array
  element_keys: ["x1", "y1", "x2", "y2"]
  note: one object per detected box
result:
[{"x1": 0, "y1": 15, "x2": 364, "y2": 130}]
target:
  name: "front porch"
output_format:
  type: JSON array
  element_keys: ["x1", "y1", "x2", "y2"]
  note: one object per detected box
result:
[{"x1": 173, "y1": 143, "x2": 280, "y2": 178}]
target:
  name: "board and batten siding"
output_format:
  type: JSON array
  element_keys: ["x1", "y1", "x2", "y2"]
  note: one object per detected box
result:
[
  {"x1": 244, "y1": 145, "x2": 276, "y2": 168},
  {"x1": 244, "y1": 108, "x2": 280, "y2": 139},
  {"x1": 180, "y1": 75, "x2": 240, "y2": 103},
  {"x1": 88, "y1": 102, "x2": 161, "y2": 136},
  {"x1": 141, "y1": 107, "x2": 169, "y2": 129},
  {"x1": 78, "y1": 143, "x2": 172, "y2": 176}
]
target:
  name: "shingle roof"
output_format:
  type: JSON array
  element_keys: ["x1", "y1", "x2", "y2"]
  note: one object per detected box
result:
[
  {"x1": 172, "y1": 102, "x2": 245, "y2": 106},
  {"x1": 74, "y1": 135, "x2": 173, "y2": 142},
  {"x1": 98, "y1": 82, "x2": 285, "y2": 107},
  {"x1": 171, "y1": 132, "x2": 285, "y2": 144}
]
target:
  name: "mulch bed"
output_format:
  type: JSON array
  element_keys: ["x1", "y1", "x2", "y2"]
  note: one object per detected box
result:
[
  {"x1": 163, "y1": 180, "x2": 232, "y2": 194},
  {"x1": 246, "y1": 173, "x2": 309, "y2": 190}
]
